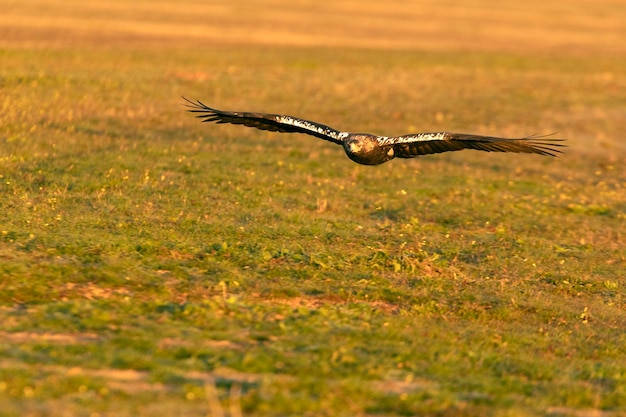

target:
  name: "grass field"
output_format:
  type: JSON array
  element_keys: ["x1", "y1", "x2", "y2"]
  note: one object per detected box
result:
[{"x1": 1, "y1": 0, "x2": 625, "y2": 416}]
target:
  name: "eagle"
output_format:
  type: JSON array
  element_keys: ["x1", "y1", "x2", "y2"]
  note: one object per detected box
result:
[{"x1": 183, "y1": 97, "x2": 565, "y2": 166}]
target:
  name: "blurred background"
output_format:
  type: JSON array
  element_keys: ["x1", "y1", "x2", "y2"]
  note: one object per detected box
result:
[
  {"x1": 2, "y1": 0, "x2": 624, "y2": 53},
  {"x1": 2, "y1": 0, "x2": 625, "y2": 155}
]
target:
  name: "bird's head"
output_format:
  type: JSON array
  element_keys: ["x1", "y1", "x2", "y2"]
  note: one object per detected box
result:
[{"x1": 343, "y1": 134, "x2": 394, "y2": 165}]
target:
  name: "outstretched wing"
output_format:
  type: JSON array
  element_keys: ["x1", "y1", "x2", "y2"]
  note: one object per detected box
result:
[
  {"x1": 381, "y1": 133, "x2": 565, "y2": 158},
  {"x1": 183, "y1": 97, "x2": 345, "y2": 144}
]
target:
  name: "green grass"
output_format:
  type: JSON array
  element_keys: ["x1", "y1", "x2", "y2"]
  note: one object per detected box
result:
[{"x1": 1, "y1": 1, "x2": 626, "y2": 416}]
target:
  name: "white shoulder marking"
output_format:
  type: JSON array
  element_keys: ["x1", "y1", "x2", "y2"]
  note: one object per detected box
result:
[
  {"x1": 276, "y1": 116, "x2": 320, "y2": 130},
  {"x1": 276, "y1": 115, "x2": 339, "y2": 138},
  {"x1": 380, "y1": 132, "x2": 448, "y2": 146}
]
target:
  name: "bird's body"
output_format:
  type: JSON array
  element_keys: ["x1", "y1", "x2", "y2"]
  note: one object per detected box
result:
[
  {"x1": 342, "y1": 133, "x2": 395, "y2": 165},
  {"x1": 183, "y1": 98, "x2": 565, "y2": 165}
]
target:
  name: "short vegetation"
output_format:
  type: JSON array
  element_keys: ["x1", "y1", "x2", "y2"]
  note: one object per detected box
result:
[{"x1": 1, "y1": 0, "x2": 625, "y2": 416}]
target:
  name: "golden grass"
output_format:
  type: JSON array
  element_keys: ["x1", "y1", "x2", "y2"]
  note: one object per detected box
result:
[
  {"x1": 3, "y1": 0, "x2": 624, "y2": 156},
  {"x1": 2, "y1": 0, "x2": 625, "y2": 54},
  {"x1": 1, "y1": 1, "x2": 625, "y2": 416}
]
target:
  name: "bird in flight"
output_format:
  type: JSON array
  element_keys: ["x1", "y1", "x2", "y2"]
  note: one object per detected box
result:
[{"x1": 183, "y1": 97, "x2": 565, "y2": 166}]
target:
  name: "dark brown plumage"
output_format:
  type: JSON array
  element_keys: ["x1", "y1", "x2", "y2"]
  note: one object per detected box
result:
[{"x1": 183, "y1": 97, "x2": 565, "y2": 165}]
